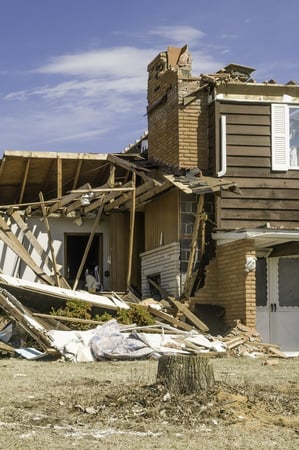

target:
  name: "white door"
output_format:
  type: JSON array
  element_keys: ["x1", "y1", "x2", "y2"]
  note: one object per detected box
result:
[{"x1": 256, "y1": 256, "x2": 299, "y2": 351}]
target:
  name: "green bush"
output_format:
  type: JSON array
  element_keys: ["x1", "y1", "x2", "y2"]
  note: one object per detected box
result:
[{"x1": 116, "y1": 304, "x2": 155, "y2": 326}]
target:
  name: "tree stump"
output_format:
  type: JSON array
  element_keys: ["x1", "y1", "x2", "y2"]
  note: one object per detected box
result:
[{"x1": 157, "y1": 354, "x2": 215, "y2": 394}]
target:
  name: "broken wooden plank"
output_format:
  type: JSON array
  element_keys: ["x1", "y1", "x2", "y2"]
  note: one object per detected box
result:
[
  {"x1": 8, "y1": 209, "x2": 56, "y2": 272},
  {"x1": 0, "y1": 340, "x2": 15, "y2": 353},
  {"x1": 39, "y1": 192, "x2": 61, "y2": 287},
  {"x1": 127, "y1": 172, "x2": 136, "y2": 289},
  {"x1": 171, "y1": 300, "x2": 209, "y2": 333},
  {"x1": 225, "y1": 336, "x2": 247, "y2": 349},
  {"x1": 48, "y1": 182, "x2": 91, "y2": 214},
  {"x1": 0, "y1": 288, "x2": 55, "y2": 353},
  {"x1": 33, "y1": 313, "x2": 105, "y2": 326},
  {"x1": 148, "y1": 278, "x2": 209, "y2": 333},
  {"x1": 0, "y1": 220, "x2": 55, "y2": 285},
  {"x1": 148, "y1": 306, "x2": 195, "y2": 332}
]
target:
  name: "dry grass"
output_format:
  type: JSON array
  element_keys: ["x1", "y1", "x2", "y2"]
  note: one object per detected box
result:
[{"x1": 0, "y1": 356, "x2": 298, "y2": 449}]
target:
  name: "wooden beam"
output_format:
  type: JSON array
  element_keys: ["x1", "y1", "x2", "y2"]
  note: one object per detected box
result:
[
  {"x1": 148, "y1": 306, "x2": 195, "y2": 332},
  {"x1": 18, "y1": 158, "x2": 30, "y2": 204},
  {"x1": 39, "y1": 192, "x2": 61, "y2": 287},
  {"x1": 0, "y1": 341, "x2": 15, "y2": 353},
  {"x1": 57, "y1": 155, "x2": 62, "y2": 199},
  {"x1": 48, "y1": 183, "x2": 91, "y2": 214},
  {"x1": 72, "y1": 205, "x2": 104, "y2": 291},
  {"x1": 72, "y1": 159, "x2": 83, "y2": 190},
  {"x1": 148, "y1": 278, "x2": 209, "y2": 332},
  {"x1": 126, "y1": 172, "x2": 136, "y2": 289},
  {"x1": 107, "y1": 153, "x2": 150, "y2": 173},
  {"x1": 0, "y1": 216, "x2": 55, "y2": 285},
  {"x1": 183, "y1": 195, "x2": 207, "y2": 298},
  {"x1": 109, "y1": 163, "x2": 116, "y2": 185},
  {"x1": 171, "y1": 300, "x2": 209, "y2": 333},
  {"x1": 8, "y1": 210, "x2": 56, "y2": 273},
  {"x1": 122, "y1": 181, "x2": 169, "y2": 209},
  {"x1": 33, "y1": 312, "x2": 105, "y2": 326},
  {"x1": 82, "y1": 181, "x2": 133, "y2": 214},
  {"x1": 0, "y1": 289, "x2": 56, "y2": 352}
]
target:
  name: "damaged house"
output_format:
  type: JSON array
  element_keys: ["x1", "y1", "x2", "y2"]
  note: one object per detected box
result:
[{"x1": 0, "y1": 45, "x2": 298, "y2": 352}]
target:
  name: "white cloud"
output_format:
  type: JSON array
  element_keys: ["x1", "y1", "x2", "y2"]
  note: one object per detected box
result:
[
  {"x1": 1, "y1": 40, "x2": 224, "y2": 153},
  {"x1": 5, "y1": 76, "x2": 146, "y2": 102},
  {"x1": 36, "y1": 47, "x2": 156, "y2": 78},
  {"x1": 149, "y1": 26, "x2": 205, "y2": 45}
]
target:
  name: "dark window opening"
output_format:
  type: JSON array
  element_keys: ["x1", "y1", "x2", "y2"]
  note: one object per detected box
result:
[{"x1": 147, "y1": 273, "x2": 162, "y2": 300}]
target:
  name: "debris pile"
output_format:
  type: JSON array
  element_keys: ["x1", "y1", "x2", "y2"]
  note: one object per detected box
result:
[
  {"x1": 0, "y1": 276, "x2": 294, "y2": 362},
  {"x1": 222, "y1": 321, "x2": 288, "y2": 358}
]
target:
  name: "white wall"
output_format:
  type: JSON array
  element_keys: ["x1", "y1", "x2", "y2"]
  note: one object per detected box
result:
[
  {"x1": 0, "y1": 214, "x2": 111, "y2": 289},
  {"x1": 141, "y1": 242, "x2": 181, "y2": 298}
]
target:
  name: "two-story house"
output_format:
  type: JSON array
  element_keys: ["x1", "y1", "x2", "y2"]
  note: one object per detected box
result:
[
  {"x1": 0, "y1": 46, "x2": 298, "y2": 351},
  {"x1": 141, "y1": 45, "x2": 299, "y2": 351}
]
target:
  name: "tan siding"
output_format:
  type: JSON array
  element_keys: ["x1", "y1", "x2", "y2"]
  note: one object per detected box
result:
[
  {"x1": 109, "y1": 212, "x2": 129, "y2": 291},
  {"x1": 144, "y1": 189, "x2": 179, "y2": 251}
]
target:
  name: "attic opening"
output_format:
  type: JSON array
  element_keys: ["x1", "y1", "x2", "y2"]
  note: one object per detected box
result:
[{"x1": 64, "y1": 233, "x2": 103, "y2": 289}]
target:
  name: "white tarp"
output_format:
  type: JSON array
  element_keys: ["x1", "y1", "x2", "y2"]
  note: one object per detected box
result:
[{"x1": 46, "y1": 319, "x2": 225, "y2": 362}]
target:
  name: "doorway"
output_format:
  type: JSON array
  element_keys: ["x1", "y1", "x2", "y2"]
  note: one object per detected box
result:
[
  {"x1": 64, "y1": 233, "x2": 103, "y2": 289},
  {"x1": 256, "y1": 256, "x2": 299, "y2": 351}
]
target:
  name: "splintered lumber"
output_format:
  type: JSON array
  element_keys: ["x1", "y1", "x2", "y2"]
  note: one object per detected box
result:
[
  {"x1": 157, "y1": 354, "x2": 215, "y2": 393},
  {"x1": 225, "y1": 336, "x2": 246, "y2": 349},
  {"x1": 0, "y1": 288, "x2": 56, "y2": 353},
  {"x1": 7, "y1": 209, "x2": 66, "y2": 281},
  {"x1": 39, "y1": 192, "x2": 61, "y2": 287},
  {"x1": 147, "y1": 306, "x2": 195, "y2": 332},
  {"x1": 183, "y1": 194, "x2": 205, "y2": 298},
  {"x1": 0, "y1": 341, "x2": 15, "y2": 353},
  {"x1": 127, "y1": 171, "x2": 136, "y2": 289},
  {"x1": 0, "y1": 218, "x2": 55, "y2": 286},
  {"x1": 33, "y1": 313, "x2": 104, "y2": 326},
  {"x1": 171, "y1": 300, "x2": 209, "y2": 333},
  {"x1": 148, "y1": 278, "x2": 209, "y2": 333}
]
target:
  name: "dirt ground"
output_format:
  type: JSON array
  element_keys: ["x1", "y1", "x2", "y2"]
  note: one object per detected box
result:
[{"x1": 0, "y1": 355, "x2": 298, "y2": 449}]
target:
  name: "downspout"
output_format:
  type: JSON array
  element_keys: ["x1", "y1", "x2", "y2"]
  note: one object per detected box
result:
[{"x1": 217, "y1": 115, "x2": 227, "y2": 177}]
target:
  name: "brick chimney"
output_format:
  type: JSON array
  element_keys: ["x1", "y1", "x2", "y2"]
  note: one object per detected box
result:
[{"x1": 147, "y1": 46, "x2": 209, "y2": 169}]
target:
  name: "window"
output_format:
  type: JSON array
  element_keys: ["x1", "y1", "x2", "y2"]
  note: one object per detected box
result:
[{"x1": 272, "y1": 104, "x2": 299, "y2": 170}]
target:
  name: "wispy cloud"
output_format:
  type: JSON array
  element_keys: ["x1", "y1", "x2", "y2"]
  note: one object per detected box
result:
[
  {"x1": 0, "y1": 30, "x2": 224, "y2": 153},
  {"x1": 36, "y1": 47, "x2": 156, "y2": 78},
  {"x1": 149, "y1": 25, "x2": 205, "y2": 45}
]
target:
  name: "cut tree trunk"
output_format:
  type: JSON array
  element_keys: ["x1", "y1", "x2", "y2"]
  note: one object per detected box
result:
[{"x1": 157, "y1": 354, "x2": 215, "y2": 394}]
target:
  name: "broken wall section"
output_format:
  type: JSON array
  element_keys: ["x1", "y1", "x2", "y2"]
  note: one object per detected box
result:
[{"x1": 191, "y1": 239, "x2": 256, "y2": 328}]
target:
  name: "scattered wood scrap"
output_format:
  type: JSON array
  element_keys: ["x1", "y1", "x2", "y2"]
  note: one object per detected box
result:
[
  {"x1": 148, "y1": 278, "x2": 209, "y2": 333},
  {"x1": 0, "y1": 340, "x2": 15, "y2": 354},
  {"x1": 0, "y1": 288, "x2": 58, "y2": 355},
  {"x1": 222, "y1": 320, "x2": 287, "y2": 358}
]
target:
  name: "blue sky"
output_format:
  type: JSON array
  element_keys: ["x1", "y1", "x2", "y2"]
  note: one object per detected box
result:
[{"x1": 0, "y1": 0, "x2": 298, "y2": 156}]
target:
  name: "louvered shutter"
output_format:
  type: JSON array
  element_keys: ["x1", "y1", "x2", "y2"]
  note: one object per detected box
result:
[{"x1": 271, "y1": 104, "x2": 289, "y2": 171}]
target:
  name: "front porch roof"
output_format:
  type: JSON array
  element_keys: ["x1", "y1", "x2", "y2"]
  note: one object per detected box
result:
[{"x1": 213, "y1": 229, "x2": 299, "y2": 249}]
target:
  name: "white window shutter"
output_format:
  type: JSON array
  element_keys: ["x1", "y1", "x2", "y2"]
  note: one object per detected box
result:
[{"x1": 271, "y1": 104, "x2": 289, "y2": 171}]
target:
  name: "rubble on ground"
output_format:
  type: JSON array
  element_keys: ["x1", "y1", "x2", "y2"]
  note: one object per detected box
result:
[{"x1": 0, "y1": 279, "x2": 296, "y2": 362}]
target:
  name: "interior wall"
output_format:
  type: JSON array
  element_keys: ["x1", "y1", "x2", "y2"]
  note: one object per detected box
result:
[{"x1": 144, "y1": 189, "x2": 179, "y2": 252}]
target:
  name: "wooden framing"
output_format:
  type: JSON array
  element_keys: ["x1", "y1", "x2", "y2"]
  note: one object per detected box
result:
[
  {"x1": 39, "y1": 192, "x2": 61, "y2": 286},
  {"x1": 0, "y1": 215, "x2": 55, "y2": 285}
]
